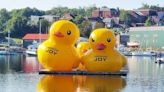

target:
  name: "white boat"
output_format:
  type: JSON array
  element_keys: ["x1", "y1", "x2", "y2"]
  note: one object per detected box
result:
[
  {"x1": 127, "y1": 42, "x2": 140, "y2": 48},
  {"x1": 121, "y1": 51, "x2": 132, "y2": 56},
  {"x1": 26, "y1": 49, "x2": 37, "y2": 56},
  {"x1": 26, "y1": 44, "x2": 38, "y2": 56},
  {"x1": 0, "y1": 30, "x2": 16, "y2": 55},
  {"x1": 0, "y1": 45, "x2": 17, "y2": 55},
  {"x1": 131, "y1": 51, "x2": 143, "y2": 56},
  {"x1": 156, "y1": 58, "x2": 164, "y2": 61},
  {"x1": 155, "y1": 57, "x2": 164, "y2": 63},
  {"x1": 143, "y1": 51, "x2": 156, "y2": 56},
  {"x1": 162, "y1": 47, "x2": 164, "y2": 49},
  {"x1": 131, "y1": 51, "x2": 156, "y2": 56}
]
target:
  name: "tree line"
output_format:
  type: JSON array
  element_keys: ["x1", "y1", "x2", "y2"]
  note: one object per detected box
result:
[
  {"x1": 0, "y1": 6, "x2": 97, "y2": 38},
  {"x1": 0, "y1": 4, "x2": 163, "y2": 38}
]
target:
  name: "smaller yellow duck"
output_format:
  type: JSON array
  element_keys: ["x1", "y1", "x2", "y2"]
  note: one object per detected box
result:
[
  {"x1": 37, "y1": 20, "x2": 80, "y2": 71},
  {"x1": 77, "y1": 42, "x2": 90, "y2": 57},
  {"x1": 76, "y1": 42, "x2": 90, "y2": 70},
  {"x1": 81, "y1": 28, "x2": 127, "y2": 72}
]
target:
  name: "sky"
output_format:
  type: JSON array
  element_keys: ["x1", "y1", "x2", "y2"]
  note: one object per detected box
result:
[{"x1": 0, "y1": 0, "x2": 163, "y2": 11}]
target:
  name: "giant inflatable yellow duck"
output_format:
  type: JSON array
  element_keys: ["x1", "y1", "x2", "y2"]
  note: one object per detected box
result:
[
  {"x1": 37, "y1": 20, "x2": 80, "y2": 71},
  {"x1": 81, "y1": 28, "x2": 127, "y2": 72}
]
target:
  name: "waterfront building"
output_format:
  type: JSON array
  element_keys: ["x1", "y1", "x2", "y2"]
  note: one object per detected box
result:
[
  {"x1": 22, "y1": 34, "x2": 48, "y2": 48},
  {"x1": 92, "y1": 8, "x2": 119, "y2": 18},
  {"x1": 128, "y1": 26, "x2": 164, "y2": 49},
  {"x1": 116, "y1": 33, "x2": 129, "y2": 47},
  {"x1": 30, "y1": 15, "x2": 60, "y2": 25}
]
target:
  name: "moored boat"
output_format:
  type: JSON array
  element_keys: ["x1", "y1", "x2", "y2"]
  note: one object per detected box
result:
[{"x1": 26, "y1": 44, "x2": 38, "y2": 56}]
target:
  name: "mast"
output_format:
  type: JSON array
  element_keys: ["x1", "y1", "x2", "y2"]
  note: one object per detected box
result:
[
  {"x1": 39, "y1": 19, "x2": 42, "y2": 44},
  {"x1": 8, "y1": 29, "x2": 10, "y2": 51},
  {"x1": 39, "y1": 17, "x2": 43, "y2": 44}
]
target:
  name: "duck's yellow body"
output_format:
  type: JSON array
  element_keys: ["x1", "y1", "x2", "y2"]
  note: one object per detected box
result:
[
  {"x1": 81, "y1": 28, "x2": 127, "y2": 72},
  {"x1": 38, "y1": 20, "x2": 80, "y2": 71}
]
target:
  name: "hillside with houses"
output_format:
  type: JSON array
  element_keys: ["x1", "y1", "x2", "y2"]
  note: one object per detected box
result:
[{"x1": 0, "y1": 4, "x2": 164, "y2": 48}]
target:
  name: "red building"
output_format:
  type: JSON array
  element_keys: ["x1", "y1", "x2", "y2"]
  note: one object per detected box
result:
[
  {"x1": 22, "y1": 34, "x2": 49, "y2": 48},
  {"x1": 92, "y1": 8, "x2": 119, "y2": 18}
]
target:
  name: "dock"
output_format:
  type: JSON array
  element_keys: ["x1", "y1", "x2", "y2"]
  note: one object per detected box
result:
[{"x1": 39, "y1": 70, "x2": 128, "y2": 76}]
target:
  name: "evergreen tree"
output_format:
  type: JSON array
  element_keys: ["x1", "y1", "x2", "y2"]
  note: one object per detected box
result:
[{"x1": 144, "y1": 17, "x2": 152, "y2": 26}]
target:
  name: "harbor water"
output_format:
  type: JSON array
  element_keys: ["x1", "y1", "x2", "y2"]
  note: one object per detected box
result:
[{"x1": 0, "y1": 54, "x2": 164, "y2": 92}]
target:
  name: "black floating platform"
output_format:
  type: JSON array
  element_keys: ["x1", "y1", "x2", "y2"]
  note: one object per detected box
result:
[{"x1": 39, "y1": 70, "x2": 128, "y2": 76}]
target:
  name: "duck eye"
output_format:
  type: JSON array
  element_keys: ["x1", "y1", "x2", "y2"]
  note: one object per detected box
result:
[
  {"x1": 67, "y1": 30, "x2": 71, "y2": 35},
  {"x1": 91, "y1": 38, "x2": 95, "y2": 42},
  {"x1": 107, "y1": 38, "x2": 111, "y2": 42}
]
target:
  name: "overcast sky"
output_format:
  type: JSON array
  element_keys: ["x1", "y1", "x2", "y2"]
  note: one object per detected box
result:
[{"x1": 0, "y1": 0, "x2": 163, "y2": 11}]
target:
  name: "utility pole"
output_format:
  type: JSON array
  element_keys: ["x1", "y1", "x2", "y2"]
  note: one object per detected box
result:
[
  {"x1": 39, "y1": 17, "x2": 43, "y2": 44},
  {"x1": 8, "y1": 29, "x2": 10, "y2": 49}
]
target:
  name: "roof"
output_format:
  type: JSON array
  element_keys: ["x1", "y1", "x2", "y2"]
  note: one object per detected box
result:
[
  {"x1": 22, "y1": 34, "x2": 49, "y2": 40},
  {"x1": 100, "y1": 8, "x2": 110, "y2": 11}
]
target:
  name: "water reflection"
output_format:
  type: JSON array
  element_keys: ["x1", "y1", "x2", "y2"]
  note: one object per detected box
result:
[
  {"x1": 38, "y1": 75, "x2": 126, "y2": 92},
  {"x1": 23, "y1": 56, "x2": 40, "y2": 73},
  {"x1": 0, "y1": 55, "x2": 22, "y2": 73},
  {"x1": 83, "y1": 76, "x2": 126, "y2": 92},
  {"x1": 1, "y1": 55, "x2": 164, "y2": 92},
  {"x1": 127, "y1": 56, "x2": 164, "y2": 77},
  {"x1": 0, "y1": 55, "x2": 40, "y2": 74},
  {"x1": 38, "y1": 75, "x2": 77, "y2": 92}
]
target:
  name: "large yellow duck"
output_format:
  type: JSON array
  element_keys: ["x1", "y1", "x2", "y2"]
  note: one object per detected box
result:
[
  {"x1": 81, "y1": 28, "x2": 127, "y2": 72},
  {"x1": 37, "y1": 20, "x2": 80, "y2": 71}
]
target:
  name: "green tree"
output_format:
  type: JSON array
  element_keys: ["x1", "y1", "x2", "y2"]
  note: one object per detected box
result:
[
  {"x1": 0, "y1": 9, "x2": 10, "y2": 31},
  {"x1": 2, "y1": 7, "x2": 46, "y2": 38},
  {"x1": 40, "y1": 19, "x2": 50, "y2": 34},
  {"x1": 4, "y1": 16, "x2": 29, "y2": 38},
  {"x1": 72, "y1": 15, "x2": 84, "y2": 25},
  {"x1": 112, "y1": 29, "x2": 120, "y2": 36},
  {"x1": 22, "y1": 7, "x2": 45, "y2": 17},
  {"x1": 109, "y1": 19, "x2": 115, "y2": 28},
  {"x1": 119, "y1": 10, "x2": 128, "y2": 22},
  {"x1": 119, "y1": 9, "x2": 131, "y2": 28},
  {"x1": 80, "y1": 19, "x2": 92, "y2": 37},
  {"x1": 159, "y1": 17, "x2": 164, "y2": 25},
  {"x1": 0, "y1": 9, "x2": 10, "y2": 23},
  {"x1": 85, "y1": 5, "x2": 97, "y2": 17},
  {"x1": 46, "y1": 6, "x2": 97, "y2": 17},
  {"x1": 139, "y1": 3, "x2": 164, "y2": 11},
  {"x1": 46, "y1": 7, "x2": 70, "y2": 17},
  {"x1": 144, "y1": 17, "x2": 152, "y2": 26},
  {"x1": 140, "y1": 3, "x2": 150, "y2": 9},
  {"x1": 94, "y1": 21, "x2": 105, "y2": 29}
]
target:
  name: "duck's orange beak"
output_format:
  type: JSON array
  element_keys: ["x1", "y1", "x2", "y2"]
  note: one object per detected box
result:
[
  {"x1": 96, "y1": 43, "x2": 106, "y2": 50},
  {"x1": 54, "y1": 32, "x2": 64, "y2": 37},
  {"x1": 82, "y1": 49, "x2": 88, "y2": 53}
]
